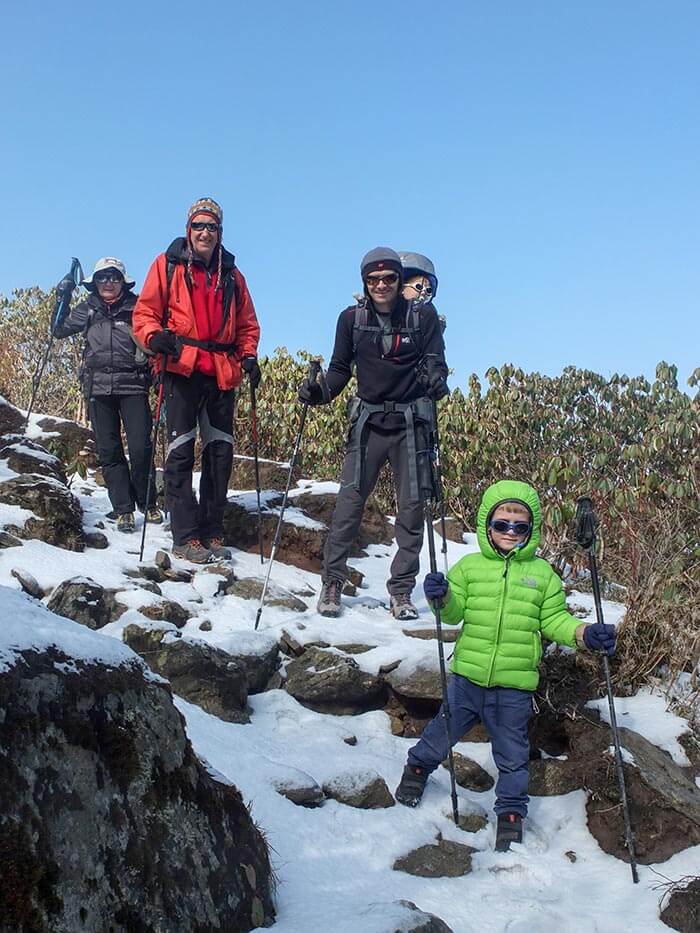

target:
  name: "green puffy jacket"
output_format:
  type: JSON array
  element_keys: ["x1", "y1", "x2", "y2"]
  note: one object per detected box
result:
[{"x1": 440, "y1": 479, "x2": 579, "y2": 691}]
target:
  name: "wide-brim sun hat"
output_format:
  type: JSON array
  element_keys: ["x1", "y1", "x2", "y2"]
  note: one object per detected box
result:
[{"x1": 83, "y1": 257, "x2": 135, "y2": 290}]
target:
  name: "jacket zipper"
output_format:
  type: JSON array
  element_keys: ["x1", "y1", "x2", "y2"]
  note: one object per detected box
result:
[{"x1": 486, "y1": 556, "x2": 511, "y2": 686}]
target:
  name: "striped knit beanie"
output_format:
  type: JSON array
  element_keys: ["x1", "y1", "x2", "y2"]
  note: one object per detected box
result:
[{"x1": 187, "y1": 197, "x2": 223, "y2": 226}]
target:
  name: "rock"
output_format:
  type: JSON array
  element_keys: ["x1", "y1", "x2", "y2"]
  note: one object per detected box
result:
[
  {"x1": 0, "y1": 474, "x2": 84, "y2": 551},
  {"x1": 292, "y1": 490, "x2": 393, "y2": 550},
  {"x1": 0, "y1": 616, "x2": 274, "y2": 929},
  {"x1": 435, "y1": 516, "x2": 466, "y2": 544},
  {"x1": 393, "y1": 839, "x2": 476, "y2": 877},
  {"x1": 0, "y1": 396, "x2": 26, "y2": 434},
  {"x1": 123, "y1": 625, "x2": 249, "y2": 723},
  {"x1": 402, "y1": 627, "x2": 460, "y2": 642},
  {"x1": 442, "y1": 752, "x2": 494, "y2": 791},
  {"x1": 139, "y1": 599, "x2": 192, "y2": 628},
  {"x1": 322, "y1": 769, "x2": 395, "y2": 809},
  {"x1": 226, "y1": 576, "x2": 307, "y2": 612},
  {"x1": 132, "y1": 564, "x2": 167, "y2": 583},
  {"x1": 46, "y1": 577, "x2": 112, "y2": 630},
  {"x1": 285, "y1": 647, "x2": 385, "y2": 715},
  {"x1": 337, "y1": 643, "x2": 374, "y2": 655},
  {"x1": 233, "y1": 456, "x2": 301, "y2": 492},
  {"x1": 133, "y1": 580, "x2": 162, "y2": 596},
  {"x1": 155, "y1": 549, "x2": 172, "y2": 570},
  {"x1": 279, "y1": 628, "x2": 305, "y2": 657},
  {"x1": 660, "y1": 878, "x2": 700, "y2": 932},
  {"x1": 619, "y1": 728, "x2": 700, "y2": 827},
  {"x1": 10, "y1": 568, "x2": 44, "y2": 599},
  {"x1": 449, "y1": 803, "x2": 489, "y2": 834},
  {"x1": 343, "y1": 735, "x2": 358, "y2": 746},
  {"x1": 199, "y1": 620, "x2": 213, "y2": 632},
  {"x1": 223, "y1": 635, "x2": 280, "y2": 694},
  {"x1": 84, "y1": 530, "x2": 109, "y2": 549},
  {"x1": 209, "y1": 566, "x2": 238, "y2": 594},
  {"x1": 163, "y1": 568, "x2": 194, "y2": 584},
  {"x1": 529, "y1": 757, "x2": 583, "y2": 796},
  {"x1": 0, "y1": 434, "x2": 67, "y2": 483},
  {"x1": 34, "y1": 413, "x2": 98, "y2": 468},
  {"x1": 0, "y1": 530, "x2": 23, "y2": 548},
  {"x1": 272, "y1": 770, "x2": 325, "y2": 808},
  {"x1": 387, "y1": 657, "x2": 444, "y2": 703},
  {"x1": 378, "y1": 659, "x2": 401, "y2": 675},
  {"x1": 222, "y1": 500, "x2": 326, "y2": 573},
  {"x1": 360, "y1": 900, "x2": 454, "y2": 933}
]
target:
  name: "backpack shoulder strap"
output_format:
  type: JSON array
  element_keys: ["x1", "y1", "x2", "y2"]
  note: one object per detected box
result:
[{"x1": 352, "y1": 301, "x2": 372, "y2": 355}]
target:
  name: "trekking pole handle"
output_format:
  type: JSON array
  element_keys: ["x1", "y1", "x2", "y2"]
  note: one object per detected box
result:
[
  {"x1": 308, "y1": 359, "x2": 321, "y2": 383},
  {"x1": 575, "y1": 496, "x2": 597, "y2": 550}
]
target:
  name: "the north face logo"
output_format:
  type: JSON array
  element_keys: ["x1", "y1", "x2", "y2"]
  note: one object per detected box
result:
[{"x1": 521, "y1": 577, "x2": 538, "y2": 588}]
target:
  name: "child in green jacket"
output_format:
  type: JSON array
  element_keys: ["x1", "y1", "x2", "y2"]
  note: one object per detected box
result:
[{"x1": 395, "y1": 479, "x2": 616, "y2": 851}]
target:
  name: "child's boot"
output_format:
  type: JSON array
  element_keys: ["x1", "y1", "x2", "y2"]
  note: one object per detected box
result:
[
  {"x1": 395, "y1": 764, "x2": 427, "y2": 807},
  {"x1": 495, "y1": 813, "x2": 523, "y2": 851}
]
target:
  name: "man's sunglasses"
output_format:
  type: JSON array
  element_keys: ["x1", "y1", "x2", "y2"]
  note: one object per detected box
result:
[
  {"x1": 94, "y1": 271, "x2": 123, "y2": 284},
  {"x1": 190, "y1": 221, "x2": 220, "y2": 232},
  {"x1": 489, "y1": 519, "x2": 531, "y2": 536},
  {"x1": 366, "y1": 272, "x2": 399, "y2": 287}
]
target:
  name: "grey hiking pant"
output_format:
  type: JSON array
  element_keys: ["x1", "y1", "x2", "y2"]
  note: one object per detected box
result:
[{"x1": 323, "y1": 420, "x2": 431, "y2": 596}]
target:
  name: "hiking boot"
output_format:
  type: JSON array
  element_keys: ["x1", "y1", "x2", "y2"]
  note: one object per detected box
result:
[
  {"x1": 395, "y1": 764, "x2": 428, "y2": 807},
  {"x1": 145, "y1": 507, "x2": 163, "y2": 524},
  {"x1": 317, "y1": 580, "x2": 343, "y2": 617},
  {"x1": 116, "y1": 512, "x2": 135, "y2": 534},
  {"x1": 172, "y1": 539, "x2": 212, "y2": 564},
  {"x1": 205, "y1": 537, "x2": 232, "y2": 561},
  {"x1": 495, "y1": 813, "x2": 523, "y2": 851},
  {"x1": 390, "y1": 593, "x2": 419, "y2": 621}
]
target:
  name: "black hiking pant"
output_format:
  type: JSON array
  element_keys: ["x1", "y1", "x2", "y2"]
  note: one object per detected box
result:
[
  {"x1": 164, "y1": 372, "x2": 235, "y2": 546},
  {"x1": 323, "y1": 419, "x2": 431, "y2": 596},
  {"x1": 89, "y1": 394, "x2": 155, "y2": 516}
]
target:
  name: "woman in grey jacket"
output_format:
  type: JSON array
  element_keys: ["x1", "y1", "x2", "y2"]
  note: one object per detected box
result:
[{"x1": 53, "y1": 257, "x2": 161, "y2": 533}]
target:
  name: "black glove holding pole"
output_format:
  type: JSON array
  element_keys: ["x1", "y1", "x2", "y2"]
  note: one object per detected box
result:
[
  {"x1": 242, "y1": 356, "x2": 262, "y2": 389},
  {"x1": 149, "y1": 330, "x2": 180, "y2": 358},
  {"x1": 298, "y1": 365, "x2": 330, "y2": 405},
  {"x1": 420, "y1": 353, "x2": 450, "y2": 401}
]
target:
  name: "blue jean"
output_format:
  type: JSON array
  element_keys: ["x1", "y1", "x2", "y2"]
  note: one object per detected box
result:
[{"x1": 408, "y1": 673, "x2": 533, "y2": 817}]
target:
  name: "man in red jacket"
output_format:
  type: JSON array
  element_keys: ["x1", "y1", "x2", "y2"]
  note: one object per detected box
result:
[{"x1": 134, "y1": 197, "x2": 261, "y2": 563}]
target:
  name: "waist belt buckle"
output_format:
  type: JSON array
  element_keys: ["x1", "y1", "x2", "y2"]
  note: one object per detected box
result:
[{"x1": 383, "y1": 401, "x2": 397, "y2": 414}]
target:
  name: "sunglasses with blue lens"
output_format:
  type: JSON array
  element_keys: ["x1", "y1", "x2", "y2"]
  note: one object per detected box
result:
[{"x1": 489, "y1": 519, "x2": 531, "y2": 536}]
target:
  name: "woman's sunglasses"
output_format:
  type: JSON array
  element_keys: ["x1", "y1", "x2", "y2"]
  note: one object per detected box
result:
[
  {"x1": 190, "y1": 221, "x2": 220, "y2": 232},
  {"x1": 94, "y1": 271, "x2": 123, "y2": 284}
]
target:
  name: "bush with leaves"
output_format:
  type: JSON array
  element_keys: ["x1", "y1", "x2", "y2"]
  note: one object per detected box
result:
[{"x1": 0, "y1": 286, "x2": 86, "y2": 423}]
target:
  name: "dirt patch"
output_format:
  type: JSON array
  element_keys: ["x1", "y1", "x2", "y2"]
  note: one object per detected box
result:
[{"x1": 660, "y1": 878, "x2": 700, "y2": 932}]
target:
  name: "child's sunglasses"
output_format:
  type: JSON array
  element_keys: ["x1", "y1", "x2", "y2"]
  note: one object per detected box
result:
[{"x1": 489, "y1": 519, "x2": 531, "y2": 536}]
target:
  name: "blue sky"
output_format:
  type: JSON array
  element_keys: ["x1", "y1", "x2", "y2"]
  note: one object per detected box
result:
[{"x1": 2, "y1": 1, "x2": 698, "y2": 389}]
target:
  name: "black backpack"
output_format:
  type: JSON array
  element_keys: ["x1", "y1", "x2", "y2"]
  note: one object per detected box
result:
[{"x1": 351, "y1": 299, "x2": 423, "y2": 356}]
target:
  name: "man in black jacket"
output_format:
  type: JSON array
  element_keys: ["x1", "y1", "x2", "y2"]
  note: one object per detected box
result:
[
  {"x1": 298, "y1": 247, "x2": 449, "y2": 620},
  {"x1": 54, "y1": 257, "x2": 160, "y2": 533}
]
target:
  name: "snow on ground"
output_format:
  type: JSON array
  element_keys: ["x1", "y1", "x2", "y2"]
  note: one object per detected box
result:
[{"x1": 1, "y1": 470, "x2": 698, "y2": 931}]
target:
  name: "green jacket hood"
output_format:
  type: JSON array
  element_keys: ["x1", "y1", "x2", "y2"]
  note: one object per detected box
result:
[{"x1": 476, "y1": 480, "x2": 542, "y2": 561}]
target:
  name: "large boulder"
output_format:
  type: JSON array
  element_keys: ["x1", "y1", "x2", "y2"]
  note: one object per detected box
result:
[
  {"x1": 214, "y1": 632, "x2": 280, "y2": 694},
  {"x1": 291, "y1": 491, "x2": 393, "y2": 549},
  {"x1": 359, "y1": 900, "x2": 454, "y2": 933},
  {"x1": 33, "y1": 413, "x2": 98, "y2": 468},
  {"x1": 0, "y1": 474, "x2": 84, "y2": 551},
  {"x1": 0, "y1": 396, "x2": 25, "y2": 434},
  {"x1": 123, "y1": 625, "x2": 249, "y2": 724},
  {"x1": 0, "y1": 434, "x2": 67, "y2": 483},
  {"x1": 284, "y1": 646, "x2": 385, "y2": 715},
  {"x1": 660, "y1": 878, "x2": 700, "y2": 933},
  {"x1": 0, "y1": 596, "x2": 274, "y2": 931}
]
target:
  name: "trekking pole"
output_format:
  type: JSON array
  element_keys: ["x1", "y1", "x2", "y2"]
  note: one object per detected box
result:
[
  {"x1": 139, "y1": 360, "x2": 167, "y2": 562},
  {"x1": 431, "y1": 398, "x2": 450, "y2": 575},
  {"x1": 24, "y1": 257, "x2": 83, "y2": 429},
  {"x1": 424, "y1": 494, "x2": 460, "y2": 825},
  {"x1": 575, "y1": 496, "x2": 639, "y2": 884},
  {"x1": 250, "y1": 376, "x2": 264, "y2": 564},
  {"x1": 254, "y1": 360, "x2": 321, "y2": 630}
]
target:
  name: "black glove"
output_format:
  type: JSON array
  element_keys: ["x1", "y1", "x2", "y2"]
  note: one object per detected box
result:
[
  {"x1": 55, "y1": 274, "x2": 76, "y2": 300},
  {"x1": 427, "y1": 373, "x2": 450, "y2": 400},
  {"x1": 583, "y1": 622, "x2": 617, "y2": 657},
  {"x1": 149, "y1": 330, "x2": 180, "y2": 357},
  {"x1": 241, "y1": 356, "x2": 261, "y2": 389},
  {"x1": 298, "y1": 378, "x2": 327, "y2": 406}
]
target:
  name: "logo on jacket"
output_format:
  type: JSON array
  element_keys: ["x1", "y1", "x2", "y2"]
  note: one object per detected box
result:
[
  {"x1": 521, "y1": 577, "x2": 538, "y2": 588},
  {"x1": 400, "y1": 336, "x2": 411, "y2": 344}
]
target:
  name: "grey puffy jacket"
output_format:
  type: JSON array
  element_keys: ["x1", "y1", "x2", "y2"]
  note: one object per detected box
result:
[{"x1": 53, "y1": 291, "x2": 151, "y2": 397}]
